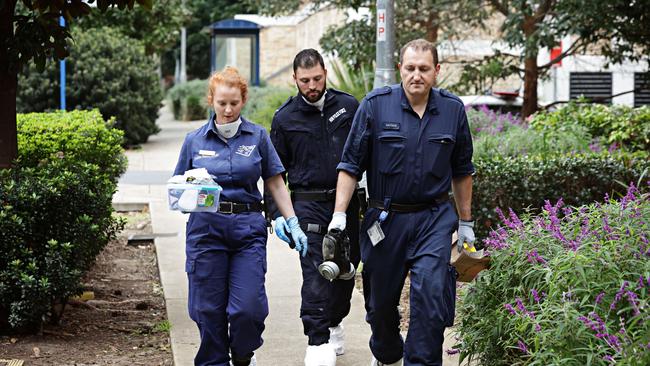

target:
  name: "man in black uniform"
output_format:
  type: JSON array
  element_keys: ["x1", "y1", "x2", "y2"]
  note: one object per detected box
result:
[{"x1": 268, "y1": 49, "x2": 360, "y2": 366}]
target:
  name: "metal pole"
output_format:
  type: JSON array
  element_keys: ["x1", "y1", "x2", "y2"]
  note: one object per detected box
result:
[
  {"x1": 59, "y1": 16, "x2": 66, "y2": 110},
  {"x1": 373, "y1": 0, "x2": 396, "y2": 88},
  {"x1": 180, "y1": 26, "x2": 187, "y2": 83}
]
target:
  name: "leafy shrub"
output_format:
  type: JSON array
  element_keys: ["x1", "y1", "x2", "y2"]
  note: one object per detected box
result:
[
  {"x1": 466, "y1": 105, "x2": 523, "y2": 137},
  {"x1": 166, "y1": 81, "x2": 293, "y2": 129},
  {"x1": 457, "y1": 186, "x2": 650, "y2": 365},
  {"x1": 0, "y1": 111, "x2": 126, "y2": 331},
  {"x1": 530, "y1": 103, "x2": 650, "y2": 152},
  {"x1": 328, "y1": 61, "x2": 373, "y2": 101},
  {"x1": 17, "y1": 27, "x2": 162, "y2": 146},
  {"x1": 184, "y1": 94, "x2": 207, "y2": 121},
  {"x1": 0, "y1": 159, "x2": 123, "y2": 331},
  {"x1": 473, "y1": 123, "x2": 595, "y2": 159},
  {"x1": 16, "y1": 110, "x2": 127, "y2": 179},
  {"x1": 468, "y1": 105, "x2": 599, "y2": 158},
  {"x1": 471, "y1": 152, "x2": 650, "y2": 239},
  {"x1": 166, "y1": 79, "x2": 208, "y2": 120},
  {"x1": 244, "y1": 86, "x2": 294, "y2": 131}
]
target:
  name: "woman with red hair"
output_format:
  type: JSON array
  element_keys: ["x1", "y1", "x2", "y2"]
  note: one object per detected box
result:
[{"x1": 174, "y1": 67, "x2": 308, "y2": 366}]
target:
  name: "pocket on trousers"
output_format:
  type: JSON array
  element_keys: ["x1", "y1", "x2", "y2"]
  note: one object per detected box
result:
[
  {"x1": 377, "y1": 134, "x2": 406, "y2": 174},
  {"x1": 185, "y1": 259, "x2": 196, "y2": 274},
  {"x1": 444, "y1": 264, "x2": 457, "y2": 327}
]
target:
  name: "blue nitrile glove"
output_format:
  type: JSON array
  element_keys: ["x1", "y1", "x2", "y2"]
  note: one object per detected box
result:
[
  {"x1": 273, "y1": 216, "x2": 291, "y2": 244},
  {"x1": 286, "y1": 216, "x2": 308, "y2": 257},
  {"x1": 457, "y1": 219, "x2": 476, "y2": 253}
]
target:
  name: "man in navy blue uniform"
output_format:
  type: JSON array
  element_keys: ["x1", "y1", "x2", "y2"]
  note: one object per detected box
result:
[
  {"x1": 268, "y1": 49, "x2": 361, "y2": 366},
  {"x1": 328, "y1": 39, "x2": 476, "y2": 366}
]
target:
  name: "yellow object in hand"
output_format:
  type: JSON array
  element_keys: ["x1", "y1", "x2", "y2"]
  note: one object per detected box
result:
[{"x1": 463, "y1": 242, "x2": 477, "y2": 253}]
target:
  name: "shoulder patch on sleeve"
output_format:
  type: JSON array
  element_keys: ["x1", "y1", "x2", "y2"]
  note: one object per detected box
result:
[
  {"x1": 275, "y1": 96, "x2": 294, "y2": 113},
  {"x1": 365, "y1": 86, "x2": 392, "y2": 100},
  {"x1": 439, "y1": 88, "x2": 464, "y2": 105}
]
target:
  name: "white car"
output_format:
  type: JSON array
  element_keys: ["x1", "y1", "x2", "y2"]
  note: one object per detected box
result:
[{"x1": 459, "y1": 93, "x2": 523, "y2": 114}]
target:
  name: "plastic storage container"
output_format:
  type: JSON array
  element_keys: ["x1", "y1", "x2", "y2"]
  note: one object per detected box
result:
[{"x1": 167, "y1": 183, "x2": 222, "y2": 212}]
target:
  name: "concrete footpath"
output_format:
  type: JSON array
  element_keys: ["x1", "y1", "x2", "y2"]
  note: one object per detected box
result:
[{"x1": 112, "y1": 106, "x2": 460, "y2": 366}]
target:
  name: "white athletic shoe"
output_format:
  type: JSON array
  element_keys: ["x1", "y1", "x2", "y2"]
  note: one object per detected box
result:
[
  {"x1": 370, "y1": 355, "x2": 403, "y2": 366},
  {"x1": 304, "y1": 343, "x2": 337, "y2": 366},
  {"x1": 328, "y1": 324, "x2": 345, "y2": 356}
]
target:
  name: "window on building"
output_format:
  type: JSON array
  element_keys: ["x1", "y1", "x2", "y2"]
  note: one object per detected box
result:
[
  {"x1": 570, "y1": 72, "x2": 613, "y2": 104},
  {"x1": 634, "y1": 73, "x2": 650, "y2": 107}
]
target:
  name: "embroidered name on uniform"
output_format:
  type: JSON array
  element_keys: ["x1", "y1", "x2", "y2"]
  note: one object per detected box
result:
[
  {"x1": 383, "y1": 122, "x2": 400, "y2": 130},
  {"x1": 328, "y1": 108, "x2": 346, "y2": 123},
  {"x1": 235, "y1": 145, "x2": 256, "y2": 157}
]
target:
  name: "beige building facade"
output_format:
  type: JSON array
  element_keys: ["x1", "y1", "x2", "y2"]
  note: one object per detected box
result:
[{"x1": 236, "y1": 4, "x2": 347, "y2": 87}]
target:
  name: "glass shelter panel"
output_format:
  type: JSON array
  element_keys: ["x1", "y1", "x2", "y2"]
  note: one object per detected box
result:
[{"x1": 213, "y1": 36, "x2": 254, "y2": 82}]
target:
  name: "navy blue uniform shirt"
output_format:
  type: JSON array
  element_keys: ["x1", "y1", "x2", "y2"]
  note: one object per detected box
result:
[
  {"x1": 271, "y1": 89, "x2": 359, "y2": 191},
  {"x1": 174, "y1": 115, "x2": 285, "y2": 204},
  {"x1": 337, "y1": 84, "x2": 474, "y2": 204}
]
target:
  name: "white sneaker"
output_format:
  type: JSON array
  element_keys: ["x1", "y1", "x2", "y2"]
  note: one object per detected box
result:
[
  {"x1": 230, "y1": 355, "x2": 256, "y2": 366},
  {"x1": 370, "y1": 355, "x2": 403, "y2": 366},
  {"x1": 304, "y1": 343, "x2": 337, "y2": 366},
  {"x1": 328, "y1": 324, "x2": 345, "y2": 356}
]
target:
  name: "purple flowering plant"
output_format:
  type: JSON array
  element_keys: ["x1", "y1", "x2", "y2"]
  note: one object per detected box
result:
[
  {"x1": 467, "y1": 105, "x2": 599, "y2": 160},
  {"x1": 456, "y1": 184, "x2": 649, "y2": 365},
  {"x1": 466, "y1": 105, "x2": 523, "y2": 137}
]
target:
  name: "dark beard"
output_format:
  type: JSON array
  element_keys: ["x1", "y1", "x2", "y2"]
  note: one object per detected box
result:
[{"x1": 297, "y1": 82, "x2": 327, "y2": 103}]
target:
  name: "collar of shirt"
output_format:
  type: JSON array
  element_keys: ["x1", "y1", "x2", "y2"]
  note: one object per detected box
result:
[
  {"x1": 202, "y1": 114, "x2": 255, "y2": 138},
  {"x1": 296, "y1": 89, "x2": 336, "y2": 112},
  {"x1": 399, "y1": 84, "x2": 439, "y2": 114},
  {"x1": 301, "y1": 90, "x2": 327, "y2": 111}
]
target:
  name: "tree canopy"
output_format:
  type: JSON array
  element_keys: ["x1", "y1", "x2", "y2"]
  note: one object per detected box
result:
[
  {"x1": 1, "y1": 0, "x2": 153, "y2": 167},
  {"x1": 481, "y1": 0, "x2": 650, "y2": 117},
  {"x1": 77, "y1": 0, "x2": 189, "y2": 55},
  {"x1": 255, "y1": 0, "x2": 648, "y2": 118}
]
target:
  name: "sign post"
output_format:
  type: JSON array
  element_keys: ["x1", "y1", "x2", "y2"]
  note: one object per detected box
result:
[{"x1": 373, "y1": 0, "x2": 396, "y2": 88}]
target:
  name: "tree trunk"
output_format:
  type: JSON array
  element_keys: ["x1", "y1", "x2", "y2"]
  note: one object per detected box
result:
[
  {"x1": 425, "y1": 11, "x2": 439, "y2": 44},
  {"x1": 0, "y1": 0, "x2": 18, "y2": 168},
  {"x1": 521, "y1": 12, "x2": 539, "y2": 119},
  {"x1": 522, "y1": 56, "x2": 538, "y2": 118}
]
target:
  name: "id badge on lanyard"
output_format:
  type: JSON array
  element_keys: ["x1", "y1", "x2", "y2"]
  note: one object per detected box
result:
[{"x1": 367, "y1": 210, "x2": 388, "y2": 246}]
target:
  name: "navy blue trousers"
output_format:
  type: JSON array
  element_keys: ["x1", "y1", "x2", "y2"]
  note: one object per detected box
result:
[
  {"x1": 185, "y1": 212, "x2": 269, "y2": 366},
  {"x1": 295, "y1": 199, "x2": 360, "y2": 346},
  {"x1": 299, "y1": 230, "x2": 360, "y2": 345},
  {"x1": 360, "y1": 203, "x2": 457, "y2": 366}
]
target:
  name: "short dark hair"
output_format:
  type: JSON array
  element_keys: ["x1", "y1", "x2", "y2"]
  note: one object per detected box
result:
[
  {"x1": 399, "y1": 39, "x2": 438, "y2": 65},
  {"x1": 293, "y1": 49, "x2": 325, "y2": 73}
]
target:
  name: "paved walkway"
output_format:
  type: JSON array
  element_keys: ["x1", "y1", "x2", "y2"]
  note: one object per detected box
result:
[{"x1": 112, "y1": 106, "x2": 460, "y2": 366}]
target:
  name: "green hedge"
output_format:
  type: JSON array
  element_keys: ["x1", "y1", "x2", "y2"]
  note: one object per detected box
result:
[
  {"x1": 0, "y1": 111, "x2": 126, "y2": 331},
  {"x1": 244, "y1": 87, "x2": 294, "y2": 131},
  {"x1": 17, "y1": 27, "x2": 162, "y2": 146},
  {"x1": 17, "y1": 110, "x2": 127, "y2": 179},
  {"x1": 530, "y1": 103, "x2": 650, "y2": 152},
  {"x1": 471, "y1": 152, "x2": 649, "y2": 239},
  {"x1": 473, "y1": 123, "x2": 594, "y2": 160},
  {"x1": 457, "y1": 188, "x2": 649, "y2": 365},
  {"x1": 166, "y1": 79, "x2": 209, "y2": 121},
  {"x1": 167, "y1": 81, "x2": 293, "y2": 130}
]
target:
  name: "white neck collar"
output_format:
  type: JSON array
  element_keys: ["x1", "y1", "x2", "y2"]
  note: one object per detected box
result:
[{"x1": 302, "y1": 90, "x2": 327, "y2": 111}]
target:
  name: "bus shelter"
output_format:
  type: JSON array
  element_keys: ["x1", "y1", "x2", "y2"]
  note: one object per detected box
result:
[{"x1": 209, "y1": 19, "x2": 261, "y2": 86}]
